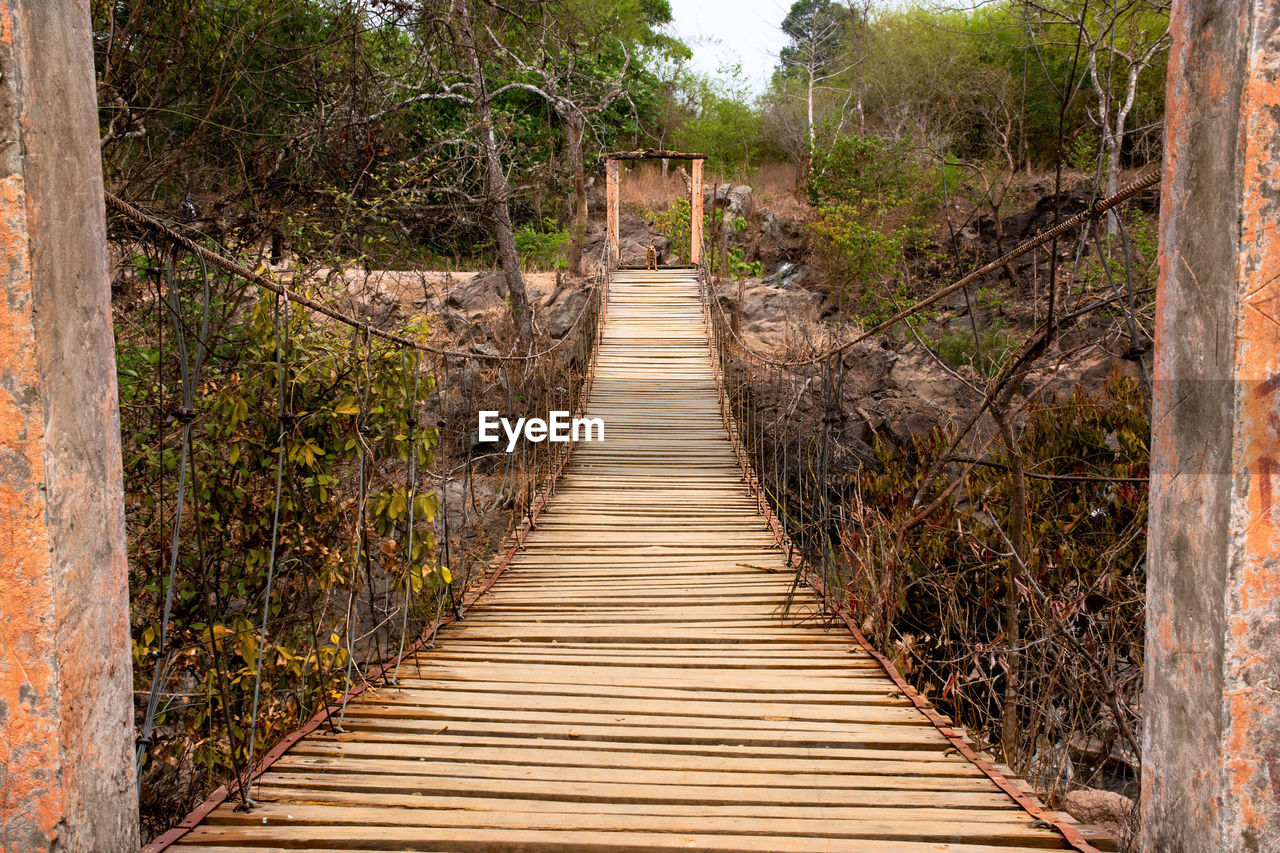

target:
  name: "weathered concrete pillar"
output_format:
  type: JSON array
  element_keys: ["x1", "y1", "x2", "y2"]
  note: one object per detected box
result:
[
  {"x1": 0, "y1": 1, "x2": 139, "y2": 850},
  {"x1": 689, "y1": 158, "x2": 704, "y2": 267},
  {"x1": 1143, "y1": 2, "x2": 1280, "y2": 851},
  {"x1": 605, "y1": 159, "x2": 619, "y2": 269}
]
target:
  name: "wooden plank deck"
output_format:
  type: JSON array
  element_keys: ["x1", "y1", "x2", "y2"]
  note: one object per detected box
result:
[{"x1": 175, "y1": 269, "x2": 1101, "y2": 851}]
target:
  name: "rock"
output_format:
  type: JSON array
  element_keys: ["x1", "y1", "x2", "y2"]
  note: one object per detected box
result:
[
  {"x1": 770, "y1": 261, "x2": 809, "y2": 289},
  {"x1": 444, "y1": 271, "x2": 507, "y2": 312},
  {"x1": 1037, "y1": 350, "x2": 1143, "y2": 400},
  {"x1": 1000, "y1": 187, "x2": 1094, "y2": 242},
  {"x1": 840, "y1": 342, "x2": 894, "y2": 395},
  {"x1": 1064, "y1": 788, "x2": 1135, "y2": 847},
  {"x1": 888, "y1": 344, "x2": 972, "y2": 407},
  {"x1": 581, "y1": 213, "x2": 671, "y2": 266},
  {"x1": 757, "y1": 210, "x2": 807, "y2": 272},
  {"x1": 722, "y1": 278, "x2": 823, "y2": 348},
  {"x1": 435, "y1": 306, "x2": 472, "y2": 336},
  {"x1": 546, "y1": 288, "x2": 589, "y2": 338},
  {"x1": 342, "y1": 283, "x2": 404, "y2": 327},
  {"x1": 703, "y1": 183, "x2": 753, "y2": 217}
]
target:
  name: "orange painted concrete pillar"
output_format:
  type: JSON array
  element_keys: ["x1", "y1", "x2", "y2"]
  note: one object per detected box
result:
[
  {"x1": 0, "y1": 2, "x2": 138, "y2": 850},
  {"x1": 1143, "y1": 2, "x2": 1280, "y2": 850}
]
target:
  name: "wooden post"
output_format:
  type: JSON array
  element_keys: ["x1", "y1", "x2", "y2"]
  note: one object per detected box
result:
[
  {"x1": 605, "y1": 158, "x2": 619, "y2": 269},
  {"x1": 0, "y1": 1, "x2": 139, "y2": 849},
  {"x1": 690, "y1": 158, "x2": 704, "y2": 267},
  {"x1": 1143, "y1": 2, "x2": 1280, "y2": 850}
]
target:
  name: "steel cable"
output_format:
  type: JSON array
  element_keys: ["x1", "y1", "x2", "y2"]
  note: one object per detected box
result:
[{"x1": 136, "y1": 250, "x2": 212, "y2": 781}]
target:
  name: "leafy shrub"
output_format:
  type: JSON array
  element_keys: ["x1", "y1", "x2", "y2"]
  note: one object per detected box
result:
[
  {"x1": 807, "y1": 134, "x2": 938, "y2": 209},
  {"x1": 645, "y1": 199, "x2": 693, "y2": 263},
  {"x1": 805, "y1": 135, "x2": 942, "y2": 315},
  {"x1": 514, "y1": 217, "x2": 570, "y2": 270},
  {"x1": 933, "y1": 318, "x2": 1018, "y2": 376},
  {"x1": 119, "y1": 251, "x2": 443, "y2": 828},
  {"x1": 642, "y1": 202, "x2": 762, "y2": 278},
  {"x1": 809, "y1": 202, "x2": 927, "y2": 313}
]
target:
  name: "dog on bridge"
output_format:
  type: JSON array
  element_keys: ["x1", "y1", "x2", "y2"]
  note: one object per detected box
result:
[{"x1": 646, "y1": 241, "x2": 658, "y2": 270}]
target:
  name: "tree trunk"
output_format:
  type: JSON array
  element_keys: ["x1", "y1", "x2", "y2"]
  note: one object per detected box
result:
[
  {"x1": 806, "y1": 66, "x2": 816, "y2": 153},
  {"x1": 484, "y1": 137, "x2": 533, "y2": 340},
  {"x1": 567, "y1": 115, "x2": 587, "y2": 276},
  {"x1": 455, "y1": 0, "x2": 534, "y2": 340}
]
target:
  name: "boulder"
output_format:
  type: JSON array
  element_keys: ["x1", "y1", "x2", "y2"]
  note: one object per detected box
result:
[
  {"x1": 703, "y1": 183, "x2": 753, "y2": 217},
  {"x1": 546, "y1": 287, "x2": 589, "y2": 338},
  {"x1": 757, "y1": 210, "x2": 807, "y2": 271},
  {"x1": 1064, "y1": 788, "x2": 1135, "y2": 848},
  {"x1": 840, "y1": 341, "x2": 895, "y2": 396},
  {"x1": 342, "y1": 283, "x2": 404, "y2": 327},
  {"x1": 723, "y1": 278, "x2": 824, "y2": 348},
  {"x1": 444, "y1": 271, "x2": 507, "y2": 313}
]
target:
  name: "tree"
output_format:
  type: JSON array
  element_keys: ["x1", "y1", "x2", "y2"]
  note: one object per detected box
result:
[
  {"x1": 777, "y1": 0, "x2": 860, "y2": 162},
  {"x1": 446, "y1": 0, "x2": 535, "y2": 339},
  {"x1": 1018, "y1": 0, "x2": 1170, "y2": 229},
  {"x1": 671, "y1": 68, "x2": 764, "y2": 176}
]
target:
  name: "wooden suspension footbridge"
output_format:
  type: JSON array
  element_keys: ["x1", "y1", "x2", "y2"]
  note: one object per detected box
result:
[{"x1": 161, "y1": 269, "x2": 1112, "y2": 852}]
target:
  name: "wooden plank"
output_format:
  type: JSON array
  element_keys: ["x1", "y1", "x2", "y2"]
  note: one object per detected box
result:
[
  {"x1": 202, "y1": 803, "x2": 1071, "y2": 846},
  {"x1": 178, "y1": 825, "x2": 1070, "y2": 852},
  {"x1": 246, "y1": 771, "x2": 1012, "y2": 807},
  {"x1": 286, "y1": 741, "x2": 984, "y2": 776}
]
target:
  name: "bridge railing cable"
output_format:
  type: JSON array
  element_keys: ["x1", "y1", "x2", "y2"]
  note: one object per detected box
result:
[{"x1": 109, "y1": 194, "x2": 606, "y2": 839}]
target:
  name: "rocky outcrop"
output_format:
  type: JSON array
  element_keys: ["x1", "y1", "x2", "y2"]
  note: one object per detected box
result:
[
  {"x1": 705, "y1": 182, "x2": 753, "y2": 217},
  {"x1": 545, "y1": 287, "x2": 590, "y2": 338}
]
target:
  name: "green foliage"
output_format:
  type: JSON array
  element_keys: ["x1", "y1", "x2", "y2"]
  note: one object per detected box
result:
[
  {"x1": 641, "y1": 202, "x2": 762, "y2": 279},
  {"x1": 722, "y1": 246, "x2": 764, "y2": 280},
  {"x1": 1069, "y1": 128, "x2": 1101, "y2": 172},
  {"x1": 807, "y1": 134, "x2": 938, "y2": 209},
  {"x1": 644, "y1": 199, "x2": 694, "y2": 264},
  {"x1": 933, "y1": 318, "x2": 1018, "y2": 377},
  {"x1": 809, "y1": 201, "x2": 929, "y2": 315},
  {"x1": 804, "y1": 135, "x2": 945, "y2": 315},
  {"x1": 93, "y1": 0, "x2": 685, "y2": 263},
  {"x1": 669, "y1": 68, "x2": 765, "y2": 176},
  {"x1": 515, "y1": 218, "x2": 571, "y2": 270},
  {"x1": 757, "y1": 1, "x2": 1170, "y2": 172}
]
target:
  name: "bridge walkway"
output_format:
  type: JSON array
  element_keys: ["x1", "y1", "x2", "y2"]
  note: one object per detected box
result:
[{"x1": 172, "y1": 269, "x2": 1103, "y2": 852}]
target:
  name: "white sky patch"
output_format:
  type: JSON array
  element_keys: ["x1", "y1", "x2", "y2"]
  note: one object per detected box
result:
[{"x1": 667, "y1": 0, "x2": 792, "y2": 95}]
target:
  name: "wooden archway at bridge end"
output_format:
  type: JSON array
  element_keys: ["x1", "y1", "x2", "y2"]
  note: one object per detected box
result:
[{"x1": 604, "y1": 150, "x2": 706, "y2": 269}]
